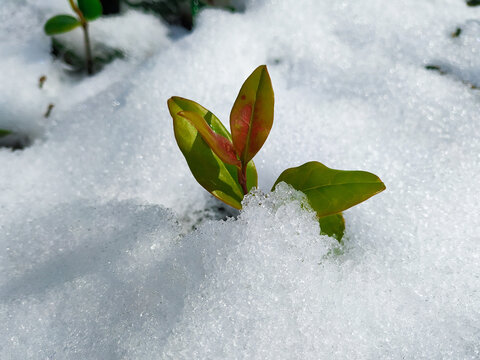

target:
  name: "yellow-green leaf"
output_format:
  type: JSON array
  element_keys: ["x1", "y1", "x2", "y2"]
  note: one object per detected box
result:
[
  {"x1": 319, "y1": 213, "x2": 345, "y2": 242},
  {"x1": 273, "y1": 161, "x2": 385, "y2": 217},
  {"x1": 168, "y1": 96, "x2": 257, "y2": 209}
]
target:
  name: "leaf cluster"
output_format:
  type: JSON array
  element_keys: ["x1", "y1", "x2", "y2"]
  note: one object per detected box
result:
[
  {"x1": 167, "y1": 65, "x2": 385, "y2": 241},
  {"x1": 44, "y1": 0, "x2": 103, "y2": 36}
]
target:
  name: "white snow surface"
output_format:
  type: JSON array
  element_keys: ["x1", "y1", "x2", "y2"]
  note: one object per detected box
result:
[{"x1": 1, "y1": 0, "x2": 480, "y2": 358}]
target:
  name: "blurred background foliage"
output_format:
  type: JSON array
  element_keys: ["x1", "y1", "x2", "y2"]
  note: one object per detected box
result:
[
  {"x1": 50, "y1": 0, "x2": 244, "y2": 74},
  {"x1": 101, "y1": 0, "x2": 244, "y2": 30}
]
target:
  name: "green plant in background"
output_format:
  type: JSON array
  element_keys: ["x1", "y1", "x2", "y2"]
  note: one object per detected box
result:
[
  {"x1": 0, "y1": 129, "x2": 30, "y2": 150},
  {"x1": 0, "y1": 129, "x2": 11, "y2": 138},
  {"x1": 167, "y1": 65, "x2": 386, "y2": 241},
  {"x1": 44, "y1": 0, "x2": 103, "y2": 75},
  {"x1": 122, "y1": 0, "x2": 239, "y2": 31}
]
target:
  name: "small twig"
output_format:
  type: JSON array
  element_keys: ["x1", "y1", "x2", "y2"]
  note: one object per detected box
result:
[
  {"x1": 451, "y1": 27, "x2": 462, "y2": 38},
  {"x1": 39, "y1": 75, "x2": 47, "y2": 89},
  {"x1": 425, "y1": 64, "x2": 479, "y2": 89},
  {"x1": 44, "y1": 103, "x2": 55, "y2": 118}
]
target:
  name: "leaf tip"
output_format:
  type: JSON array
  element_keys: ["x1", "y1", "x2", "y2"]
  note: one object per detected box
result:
[
  {"x1": 259, "y1": 64, "x2": 271, "y2": 76},
  {"x1": 379, "y1": 181, "x2": 386, "y2": 192}
]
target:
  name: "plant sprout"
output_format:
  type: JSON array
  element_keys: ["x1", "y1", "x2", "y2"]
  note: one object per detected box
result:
[
  {"x1": 44, "y1": 0, "x2": 103, "y2": 75},
  {"x1": 167, "y1": 65, "x2": 386, "y2": 241}
]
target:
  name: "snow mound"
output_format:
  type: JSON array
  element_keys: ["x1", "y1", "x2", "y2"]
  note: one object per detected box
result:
[
  {"x1": 0, "y1": 200, "x2": 187, "y2": 359},
  {"x1": 161, "y1": 184, "x2": 480, "y2": 359},
  {"x1": 0, "y1": 187, "x2": 335, "y2": 359}
]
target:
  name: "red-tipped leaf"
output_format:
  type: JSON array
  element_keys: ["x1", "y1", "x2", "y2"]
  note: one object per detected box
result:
[
  {"x1": 230, "y1": 65, "x2": 274, "y2": 165},
  {"x1": 168, "y1": 96, "x2": 257, "y2": 210},
  {"x1": 178, "y1": 111, "x2": 241, "y2": 168}
]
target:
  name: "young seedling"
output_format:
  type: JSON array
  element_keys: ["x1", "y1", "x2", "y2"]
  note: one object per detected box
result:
[
  {"x1": 44, "y1": 0, "x2": 103, "y2": 75},
  {"x1": 167, "y1": 65, "x2": 386, "y2": 241}
]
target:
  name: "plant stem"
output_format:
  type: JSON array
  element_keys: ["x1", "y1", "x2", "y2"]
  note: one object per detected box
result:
[
  {"x1": 68, "y1": 0, "x2": 94, "y2": 75},
  {"x1": 238, "y1": 164, "x2": 248, "y2": 195},
  {"x1": 82, "y1": 23, "x2": 94, "y2": 75}
]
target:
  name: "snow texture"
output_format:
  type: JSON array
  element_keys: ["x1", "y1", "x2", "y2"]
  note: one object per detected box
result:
[{"x1": 1, "y1": 0, "x2": 480, "y2": 358}]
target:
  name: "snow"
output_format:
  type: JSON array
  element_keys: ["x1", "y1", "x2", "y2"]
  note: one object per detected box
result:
[{"x1": 1, "y1": 0, "x2": 480, "y2": 358}]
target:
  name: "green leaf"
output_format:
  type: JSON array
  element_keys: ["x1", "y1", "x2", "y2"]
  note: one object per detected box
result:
[
  {"x1": 44, "y1": 15, "x2": 81, "y2": 35},
  {"x1": 319, "y1": 213, "x2": 345, "y2": 242},
  {"x1": 78, "y1": 0, "x2": 103, "y2": 21},
  {"x1": 230, "y1": 65, "x2": 274, "y2": 166},
  {"x1": 177, "y1": 111, "x2": 241, "y2": 168},
  {"x1": 0, "y1": 129, "x2": 11, "y2": 138},
  {"x1": 168, "y1": 96, "x2": 257, "y2": 209},
  {"x1": 273, "y1": 161, "x2": 385, "y2": 217}
]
